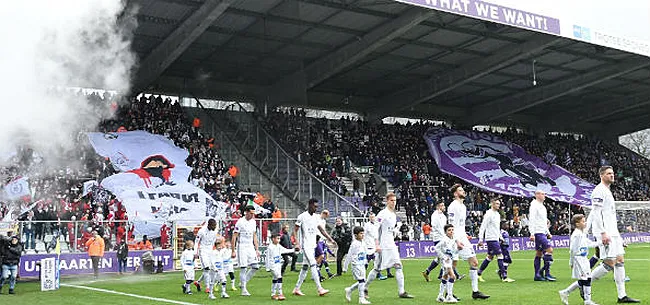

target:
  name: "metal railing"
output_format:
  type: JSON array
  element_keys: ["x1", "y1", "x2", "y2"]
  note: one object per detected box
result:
[
  {"x1": 0, "y1": 216, "x2": 374, "y2": 254},
  {"x1": 190, "y1": 100, "x2": 362, "y2": 217}
]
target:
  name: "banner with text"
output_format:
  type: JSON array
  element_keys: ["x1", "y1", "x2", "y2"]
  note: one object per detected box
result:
[
  {"x1": 398, "y1": 232, "x2": 650, "y2": 259},
  {"x1": 395, "y1": 0, "x2": 650, "y2": 57},
  {"x1": 102, "y1": 176, "x2": 227, "y2": 238},
  {"x1": 424, "y1": 128, "x2": 595, "y2": 205},
  {"x1": 395, "y1": 0, "x2": 560, "y2": 35},
  {"x1": 20, "y1": 250, "x2": 174, "y2": 277}
]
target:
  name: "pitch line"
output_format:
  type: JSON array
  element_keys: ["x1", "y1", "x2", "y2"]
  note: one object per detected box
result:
[
  {"x1": 405, "y1": 258, "x2": 650, "y2": 262},
  {"x1": 61, "y1": 284, "x2": 202, "y2": 305}
]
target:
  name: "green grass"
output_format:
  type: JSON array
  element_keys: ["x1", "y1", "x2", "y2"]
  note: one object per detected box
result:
[{"x1": 6, "y1": 244, "x2": 649, "y2": 305}]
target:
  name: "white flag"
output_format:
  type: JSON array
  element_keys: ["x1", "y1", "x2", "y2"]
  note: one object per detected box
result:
[
  {"x1": 101, "y1": 170, "x2": 226, "y2": 238},
  {"x1": 82, "y1": 180, "x2": 98, "y2": 197},
  {"x1": 87, "y1": 130, "x2": 191, "y2": 180},
  {"x1": 4, "y1": 177, "x2": 30, "y2": 200}
]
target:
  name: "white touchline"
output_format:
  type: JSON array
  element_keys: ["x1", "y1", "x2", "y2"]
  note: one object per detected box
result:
[
  {"x1": 61, "y1": 284, "x2": 202, "y2": 305},
  {"x1": 404, "y1": 258, "x2": 650, "y2": 261}
]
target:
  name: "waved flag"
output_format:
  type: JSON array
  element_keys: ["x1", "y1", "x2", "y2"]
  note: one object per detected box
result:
[
  {"x1": 424, "y1": 128, "x2": 595, "y2": 205},
  {"x1": 101, "y1": 169, "x2": 226, "y2": 238},
  {"x1": 4, "y1": 177, "x2": 30, "y2": 200},
  {"x1": 82, "y1": 180, "x2": 98, "y2": 197},
  {"x1": 87, "y1": 130, "x2": 191, "y2": 181}
]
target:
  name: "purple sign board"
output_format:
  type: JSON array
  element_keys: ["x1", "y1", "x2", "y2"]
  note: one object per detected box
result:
[
  {"x1": 395, "y1": 0, "x2": 561, "y2": 35},
  {"x1": 398, "y1": 233, "x2": 650, "y2": 259},
  {"x1": 19, "y1": 250, "x2": 174, "y2": 277},
  {"x1": 424, "y1": 128, "x2": 595, "y2": 206}
]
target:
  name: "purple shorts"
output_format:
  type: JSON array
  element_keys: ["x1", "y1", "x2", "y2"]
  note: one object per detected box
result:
[
  {"x1": 501, "y1": 248, "x2": 512, "y2": 263},
  {"x1": 534, "y1": 233, "x2": 551, "y2": 251},
  {"x1": 486, "y1": 240, "x2": 502, "y2": 256},
  {"x1": 366, "y1": 254, "x2": 376, "y2": 261},
  {"x1": 315, "y1": 247, "x2": 324, "y2": 258}
]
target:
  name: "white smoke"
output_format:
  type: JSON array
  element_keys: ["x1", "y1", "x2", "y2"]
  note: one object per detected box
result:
[{"x1": 0, "y1": 0, "x2": 136, "y2": 161}]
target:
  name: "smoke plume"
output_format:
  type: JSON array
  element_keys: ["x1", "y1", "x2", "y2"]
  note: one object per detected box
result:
[{"x1": 0, "y1": 0, "x2": 137, "y2": 161}]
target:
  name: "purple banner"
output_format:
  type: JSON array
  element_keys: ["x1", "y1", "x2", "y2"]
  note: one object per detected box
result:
[
  {"x1": 395, "y1": 0, "x2": 561, "y2": 35},
  {"x1": 398, "y1": 233, "x2": 650, "y2": 258},
  {"x1": 424, "y1": 128, "x2": 595, "y2": 205},
  {"x1": 19, "y1": 250, "x2": 173, "y2": 277}
]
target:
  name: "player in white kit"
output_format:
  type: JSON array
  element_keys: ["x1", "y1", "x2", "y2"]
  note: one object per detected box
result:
[
  {"x1": 194, "y1": 218, "x2": 219, "y2": 292},
  {"x1": 344, "y1": 226, "x2": 371, "y2": 304},
  {"x1": 365, "y1": 193, "x2": 413, "y2": 299},
  {"x1": 422, "y1": 201, "x2": 446, "y2": 281},
  {"x1": 585, "y1": 166, "x2": 639, "y2": 303},
  {"x1": 292, "y1": 198, "x2": 336, "y2": 297},
  {"x1": 231, "y1": 205, "x2": 260, "y2": 296},
  {"x1": 559, "y1": 214, "x2": 602, "y2": 305},
  {"x1": 447, "y1": 184, "x2": 489, "y2": 299},
  {"x1": 477, "y1": 198, "x2": 513, "y2": 282},
  {"x1": 529, "y1": 190, "x2": 556, "y2": 281}
]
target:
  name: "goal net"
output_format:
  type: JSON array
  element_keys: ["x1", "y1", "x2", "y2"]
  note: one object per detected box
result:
[{"x1": 581, "y1": 201, "x2": 650, "y2": 242}]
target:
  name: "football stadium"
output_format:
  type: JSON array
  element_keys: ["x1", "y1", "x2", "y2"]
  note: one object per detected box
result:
[{"x1": 0, "y1": 1, "x2": 648, "y2": 305}]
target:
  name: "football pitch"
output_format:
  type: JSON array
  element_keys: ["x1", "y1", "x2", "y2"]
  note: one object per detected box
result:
[{"x1": 7, "y1": 244, "x2": 649, "y2": 305}]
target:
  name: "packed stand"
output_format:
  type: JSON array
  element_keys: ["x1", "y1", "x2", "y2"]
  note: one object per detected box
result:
[
  {"x1": 257, "y1": 108, "x2": 650, "y2": 238},
  {"x1": 0, "y1": 93, "x2": 263, "y2": 253}
]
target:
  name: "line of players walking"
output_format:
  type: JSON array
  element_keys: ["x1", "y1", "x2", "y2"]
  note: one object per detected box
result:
[{"x1": 178, "y1": 165, "x2": 639, "y2": 304}]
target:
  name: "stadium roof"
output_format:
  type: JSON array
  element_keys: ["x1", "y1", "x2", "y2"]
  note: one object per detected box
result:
[{"x1": 129, "y1": 0, "x2": 650, "y2": 138}]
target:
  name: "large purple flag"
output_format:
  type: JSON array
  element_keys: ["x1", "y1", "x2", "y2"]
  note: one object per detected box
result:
[{"x1": 424, "y1": 128, "x2": 595, "y2": 205}]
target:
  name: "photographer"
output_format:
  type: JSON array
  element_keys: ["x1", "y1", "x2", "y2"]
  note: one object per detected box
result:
[{"x1": 0, "y1": 235, "x2": 23, "y2": 294}]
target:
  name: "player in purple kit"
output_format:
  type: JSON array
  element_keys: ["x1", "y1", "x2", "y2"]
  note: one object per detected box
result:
[
  {"x1": 499, "y1": 221, "x2": 513, "y2": 280},
  {"x1": 529, "y1": 190, "x2": 556, "y2": 281},
  {"x1": 316, "y1": 235, "x2": 335, "y2": 280},
  {"x1": 477, "y1": 198, "x2": 514, "y2": 283}
]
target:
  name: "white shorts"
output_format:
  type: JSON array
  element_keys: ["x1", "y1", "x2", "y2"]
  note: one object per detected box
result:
[
  {"x1": 237, "y1": 247, "x2": 259, "y2": 267},
  {"x1": 572, "y1": 257, "x2": 591, "y2": 280},
  {"x1": 301, "y1": 246, "x2": 316, "y2": 266},
  {"x1": 376, "y1": 248, "x2": 401, "y2": 270},
  {"x1": 199, "y1": 250, "x2": 212, "y2": 269},
  {"x1": 457, "y1": 237, "x2": 476, "y2": 260},
  {"x1": 210, "y1": 268, "x2": 226, "y2": 283},
  {"x1": 270, "y1": 266, "x2": 282, "y2": 280},
  {"x1": 597, "y1": 236, "x2": 625, "y2": 259},
  {"x1": 441, "y1": 256, "x2": 454, "y2": 270},
  {"x1": 183, "y1": 268, "x2": 195, "y2": 281},
  {"x1": 351, "y1": 264, "x2": 366, "y2": 281}
]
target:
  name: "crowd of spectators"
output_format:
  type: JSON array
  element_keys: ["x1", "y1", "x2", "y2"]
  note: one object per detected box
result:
[
  {"x1": 0, "y1": 93, "x2": 273, "y2": 253},
  {"x1": 257, "y1": 107, "x2": 650, "y2": 238},
  {"x1": 2, "y1": 99, "x2": 649, "y2": 255}
]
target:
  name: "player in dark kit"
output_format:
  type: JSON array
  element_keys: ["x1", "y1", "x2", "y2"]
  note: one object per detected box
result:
[{"x1": 499, "y1": 221, "x2": 513, "y2": 281}]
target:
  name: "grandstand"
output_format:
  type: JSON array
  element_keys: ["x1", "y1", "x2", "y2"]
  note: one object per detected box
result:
[{"x1": 1, "y1": 0, "x2": 649, "y2": 281}]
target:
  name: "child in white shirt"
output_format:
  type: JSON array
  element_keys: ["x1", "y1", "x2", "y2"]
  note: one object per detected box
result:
[
  {"x1": 209, "y1": 237, "x2": 230, "y2": 299},
  {"x1": 559, "y1": 214, "x2": 602, "y2": 305},
  {"x1": 343, "y1": 226, "x2": 370, "y2": 305},
  {"x1": 435, "y1": 224, "x2": 460, "y2": 303},
  {"x1": 223, "y1": 240, "x2": 237, "y2": 291},
  {"x1": 180, "y1": 240, "x2": 197, "y2": 295},
  {"x1": 265, "y1": 233, "x2": 296, "y2": 300}
]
